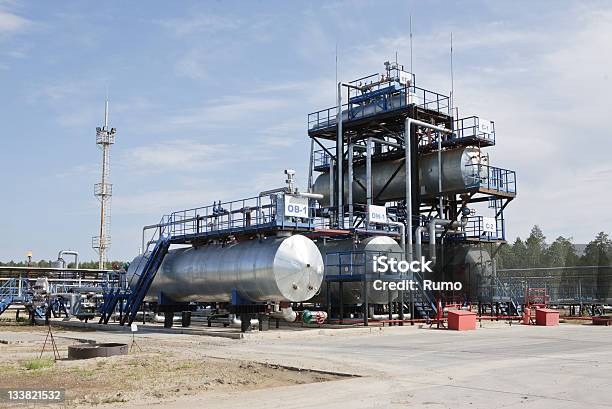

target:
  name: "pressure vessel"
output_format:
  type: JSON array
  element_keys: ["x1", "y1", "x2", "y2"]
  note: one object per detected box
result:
[
  {"x1": 128, "y1": 234, "x2": 324, "y2": 303},
  {"x1": 313, "y1": 236, "x2": 403, "y2": 304},
  {"x1": 312, "y1": 147, "x2": 486, "y2": 205},
  {"x1": 445, "y1": 246, "x2": 493, "y2": 301}
]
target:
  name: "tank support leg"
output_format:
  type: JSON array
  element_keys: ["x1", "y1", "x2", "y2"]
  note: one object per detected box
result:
[
  {"x1": 410, "y1": 288, "x2": 414, "y2": 325},
  {"x1": 339, "y1": 282, "x2": 344, "y2": 324},
  {"x1": 326, "y1": 282, "x2": 331, "y2": 324},
  {"x1": 240, "y1": 313, "x2": 253, "y2": 332},
  {"x1": 388, "y1": 289, "x2": 393, "y2": 325},
  {"x1": 164, "y1": 312, "x2": 173, "y2": 328},
  {"x1": 257, "y1": 314, "x2": 269, "y2": 331},
  {"x1": 362, "y1": 277, "x2": 369, "y2": 327},
  {"x1": 399, "y1": 290, "x2": 404, "y2": 326}
]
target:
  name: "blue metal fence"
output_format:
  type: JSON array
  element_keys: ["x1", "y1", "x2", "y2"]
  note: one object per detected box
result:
[{"x1": 465, "y1": 164, "x2": 516, "y2": 195}]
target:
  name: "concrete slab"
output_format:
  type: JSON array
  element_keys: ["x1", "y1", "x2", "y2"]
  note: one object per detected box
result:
[{"x1": 3, "y1": 322, "x2": 610, "y2": 408}]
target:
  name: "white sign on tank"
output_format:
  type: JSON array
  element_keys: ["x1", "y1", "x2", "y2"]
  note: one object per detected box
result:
[
  {"x1": 284, "y1": 195, "x2": 309, "y2": 218},
  {"x1": 368, "y1": 205, "x2": 388, "y2": 224}
]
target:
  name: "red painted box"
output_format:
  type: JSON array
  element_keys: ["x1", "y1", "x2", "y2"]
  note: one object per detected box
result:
[
  {"x1": 535, "y1": 308, "x2": 559, "y2": 326},
  {"x1": 447, "y1": 310, "x2": 477, "y2": 331}
]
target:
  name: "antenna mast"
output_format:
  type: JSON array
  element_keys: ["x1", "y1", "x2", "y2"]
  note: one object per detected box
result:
[
  {"x1": 450, "y1": 32, "x2": 455, "y2": 115},
  {"x1": 92, "y1": 99, "x2": 116, "y2": 269},
  {"x1": 410, "y1": 15, "x2": 413, "y2": 74}
]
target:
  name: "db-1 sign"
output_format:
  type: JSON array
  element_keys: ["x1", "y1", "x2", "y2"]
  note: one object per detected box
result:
[
  {"x1": 368, "y1": 205, "x2": 388, "y2": 224},
  {"x1": 284, "y1": 195, "x2": 309, "y2": 218}
]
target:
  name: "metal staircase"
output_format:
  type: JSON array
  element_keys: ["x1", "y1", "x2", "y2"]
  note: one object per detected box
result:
[
  {"x1": 411, "y1": 271, "x2": 437, "y2": 319},
  {"x1": 0, "y1": 278, "x2": 21, "y2": 317},
  {"x1": 120, "y1": 237, "x2": 170, "y2": 326},
  {"x1": 99, "y1": 236, "x2": 170, "y2": 326},
  {"x1": 0, "y1": 296, "x2": 13, "y2": 317},
  {"x1": 492, "y1": 276, "x2": 522, "y2": 315},
  {"x1": 98, "y1": 288, "x2": 122, "y2": 324}
]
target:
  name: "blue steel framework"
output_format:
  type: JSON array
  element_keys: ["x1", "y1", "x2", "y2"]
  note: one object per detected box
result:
[{"x1": 307, "y1": 61, "x2": 518, "y2": 319}]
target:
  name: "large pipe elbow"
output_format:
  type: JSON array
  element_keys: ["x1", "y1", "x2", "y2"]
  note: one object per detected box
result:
[
  {"x1": 58, "y1": 250, "x2": 79, "y2": 269},
  {"x1": 270, "y1": 306, "x2": 298, "y2": 323}
]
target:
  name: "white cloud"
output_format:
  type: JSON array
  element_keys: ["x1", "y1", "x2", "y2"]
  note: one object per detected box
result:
[
  {"x1": 161, "y1": 95, "x2": 289, "y2": 131},
  {"x1": 123, "y1": 140, "x2": 228, "y2": 170},
  {"x1": 156, "y1": 14, "x2": 241, "y2": 36},
  {"x1": 175, "y1": 47, "x2": 209, "y2": 80},
  {"x1": 0, "y1": 9, "x2": 30, "y2": 35}
]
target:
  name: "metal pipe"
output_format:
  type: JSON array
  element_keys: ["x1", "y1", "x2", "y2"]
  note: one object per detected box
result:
[
  {"x1": 404, "y1": 118, "x2": 452, "y2": 263},
  {"x1": 438, "y1": 125, "x2": 443, "y2": 217},
  {"x1": 142, "y1": 223, "x2": 161, "y2": 253},
  {"x1": 366, "y1": 137, "x2": 372, "y2": 228},
  {"x1": 404, "y1": 117, "x2": 413, "y2": 263},
  {"x1": 388, "y1": 219, "x2": 407, "y2": 323},
  {"x1": 426, "y1": 217, "x2": 467, "y2": 267},
  {"x1": 329, "y1": 157, "x2": 334, "y2": 210},
  {"x1": 308, "y1": 138, "x2": 315, "y2": 192},
  {"x1": 371, "y1": 313, "x2": 410, "y2": 320},
  {"x1": 58, "y1": 250, "x2": 79, "y2": 269},
  {"x1": 348, "y1": 143, "x2": 354, "y2": 226},
  {"x1": 370, "y1": 137, "x2": 401, "y2": 148},
  {"x1": 336, "y1": 82, "x2": 343, "y2": 228},
  {"x1": 428, "y1": 219, "x2": 439, "y2": 266},
  {"x1": 297, "y1": 192, "x2": 324, "y2": 200},
  {"x1": 227, "y1": 315, "x2": 259, "y2": 328},
  {"x1": 388, "y1": 221, "x2": 405, "y2": 256},
  {"x1": 415, "y1": 226, "x2": 426, "y2": 262},
  {"x1": 270, "y1": 306, "x2": 298, "y2": 322}
]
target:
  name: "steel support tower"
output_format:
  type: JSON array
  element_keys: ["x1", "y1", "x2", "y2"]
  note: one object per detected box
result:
[
  {"x1": 92, "y1": 100, "x2": 116, "y2": 269},
  {"x1": 307, "y1": 60, "x2": 518, "y2": 319}
]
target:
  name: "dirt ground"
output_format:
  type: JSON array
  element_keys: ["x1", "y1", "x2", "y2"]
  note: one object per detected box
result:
[{"x1": 0, "y1": 322, "x2": 344, "y2": 408}]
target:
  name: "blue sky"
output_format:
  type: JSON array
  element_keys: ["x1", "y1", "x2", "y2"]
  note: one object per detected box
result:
[{"x1": 0, "y1": 0, "x2": 611, "y2": 262}]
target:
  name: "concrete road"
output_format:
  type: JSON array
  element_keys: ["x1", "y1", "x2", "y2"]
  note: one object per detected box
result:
[{"x1": 113, "y1": 323, "x2": 612, "y2": 409}]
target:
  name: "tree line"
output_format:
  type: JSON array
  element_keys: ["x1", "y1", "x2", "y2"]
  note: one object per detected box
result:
[
  {"x1": 496, "y1": 226, "x2": 611, "y2": 269},
  {"x1": 1, "y1": 227, "x2": 610, "y2": 271}
]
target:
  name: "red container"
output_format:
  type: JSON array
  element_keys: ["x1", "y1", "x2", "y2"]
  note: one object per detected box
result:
[
  {"x1": 447, "y1": 310, "x2": 477, "y2": 331},
  {"x1": 535, "y1": 308, "x2": 559, "y2": 326}
]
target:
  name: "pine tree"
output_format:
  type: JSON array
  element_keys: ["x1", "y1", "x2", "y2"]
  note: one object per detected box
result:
[
  {"x1": 546, "y1": 236, "x2": 579, "y2": 267},
  {"x1": 525, "y1": 225, "x2": 547, "y2": 267},
  {"x1": 581, "y1": 232, "x2": 611, "y2": 266}
]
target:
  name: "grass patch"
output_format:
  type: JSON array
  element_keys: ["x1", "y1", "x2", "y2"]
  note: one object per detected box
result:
[{"x1": 23, "y1": 358, "x2": 55, "y2": 370}]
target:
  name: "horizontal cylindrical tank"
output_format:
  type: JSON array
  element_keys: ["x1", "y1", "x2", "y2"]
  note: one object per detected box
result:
[
  {"x1": 313, "y1": 236, "x2": 403, "y2": 304},
  {"x1": 128, "y1": 235, "x2": 324, "y2": 303},
  {"x1": 313, "y1": 147, "x2": 486, "y2": 205}
]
